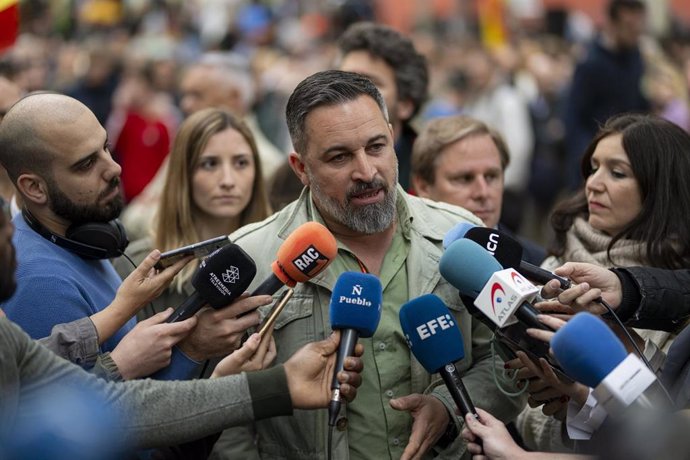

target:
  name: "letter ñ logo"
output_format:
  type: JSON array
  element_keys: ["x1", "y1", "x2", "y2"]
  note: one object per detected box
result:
[{"x1": 352, "y1": 284, "x2": 362, "y2": 295}]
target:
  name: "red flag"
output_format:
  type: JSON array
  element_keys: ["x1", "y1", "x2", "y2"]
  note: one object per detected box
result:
[{"x1": 0, "y1": 0, "x2": 19, "y2": 52}]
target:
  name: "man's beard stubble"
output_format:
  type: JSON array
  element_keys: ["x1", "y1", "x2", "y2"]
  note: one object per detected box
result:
[
  {"x1": 307, "y1": 169, "x2": 398, "y2": 235},
  {"x1": 46, "y1": 176, "x2": 123, "y2": 226}
]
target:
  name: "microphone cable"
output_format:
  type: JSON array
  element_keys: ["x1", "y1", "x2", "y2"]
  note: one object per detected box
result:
[{"x1": 595, "y1": 297, "x2": 652, "y2": 371}]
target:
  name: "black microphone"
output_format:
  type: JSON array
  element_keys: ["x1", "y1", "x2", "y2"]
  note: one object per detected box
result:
[
  {"x1": 166, "y1": 244, "x2": 257, "y2": 323},
  {"x1": 464, "y1": 227, "x2": 571, "y2": 290},
  {"x1": 399, "y1": 294, "x2": 480, "y2": 420}
]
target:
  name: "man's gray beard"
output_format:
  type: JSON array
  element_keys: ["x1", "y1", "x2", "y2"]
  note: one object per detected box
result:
[{"x1": 308, "y1": 171, "x2": 398, "y2": 235}]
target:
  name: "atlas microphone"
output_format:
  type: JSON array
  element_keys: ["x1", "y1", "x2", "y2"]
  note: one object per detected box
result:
[
  {"x1": 328, "y1": 272, "x2": 382, "y2": 426},
  {"x1": 440, "y1": 239, "x2": 551, "y2": 331},
  {"x1": 251, "y1": 222, "x2": 338, "y2": 296},
  {"x1": 166, "y1": 244, "x2": 257, "y2": 323},
  {"x1": 551, "y1": 313, "x2": 673, "y2": 418},
  {"x1": 399, "y1": 294, "x2": 479, "y2": 420},
  {"x1": 463, "y1": 226, "x2": 571, "y2": 290}
]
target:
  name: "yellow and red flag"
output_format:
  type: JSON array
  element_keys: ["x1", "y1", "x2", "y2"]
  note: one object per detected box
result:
[
  {"x1": 0, "y1": 0, "x2": 19, "y2": 52},
  {"x1": 478, "y1": 0, "x2": 508, "y2": 49}
]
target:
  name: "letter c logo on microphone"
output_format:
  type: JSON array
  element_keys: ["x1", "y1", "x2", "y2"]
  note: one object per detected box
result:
[{"x1": 490, "y1": 282, "x2": 505, "y2": 315}]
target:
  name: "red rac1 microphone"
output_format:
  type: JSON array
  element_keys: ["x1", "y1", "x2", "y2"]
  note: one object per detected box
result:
[{"x1": 250, "y1": 222, "x2": 338, "y2": 296}]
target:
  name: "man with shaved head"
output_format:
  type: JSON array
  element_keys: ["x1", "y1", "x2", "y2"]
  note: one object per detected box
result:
[{"x1": 0, "y1": 93, "x2": 252, "y2": 383}]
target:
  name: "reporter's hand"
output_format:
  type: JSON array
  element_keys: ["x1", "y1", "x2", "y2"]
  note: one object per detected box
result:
[
  {"x1": 179, "y1": 294, "x2": 272, "y2": 361},
  {"x1": 511, "y1": 315, "x2": 590, "y2": 410},
  {"x1": 116, "y1": 250, "x2": 191, "y2": 314},
  {"x1": 541, "y1": 262, "x2": 623, "y2": 315},
  {"x1": 283, "y1": 331, "x2": 364, "y2": 409},
  {"x1": 212, "y1": 329, "x2": 276, "y2": 377},
  {"x1": 461, "y1": 408, "x2": 527, "y2": 460},
  {"x1": 390, "y1": 394, "x2": 449, "y2": 460},
  {"x1": 110, "y1": 308, "x2": 196, "y2": 380}
]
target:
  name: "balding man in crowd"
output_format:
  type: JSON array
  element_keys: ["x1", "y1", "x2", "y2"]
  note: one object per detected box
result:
[{"x1": 0, "y1": 93, "x2": 262, "y2": 383}]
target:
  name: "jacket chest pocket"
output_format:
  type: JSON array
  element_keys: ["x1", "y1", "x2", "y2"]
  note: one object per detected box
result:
[{"x1": 258, "y1": 288, "x2": 319, "y2": 361}]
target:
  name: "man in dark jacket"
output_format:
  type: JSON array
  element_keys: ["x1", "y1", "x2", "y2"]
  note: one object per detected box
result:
[
  {"x1": 336, "y1": 22, "x2": 428, "y2": 192},
  {"x1": 563, "y1": 0, "x2": 649, "y2": 191}
]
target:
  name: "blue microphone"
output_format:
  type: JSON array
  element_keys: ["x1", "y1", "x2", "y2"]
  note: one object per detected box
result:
[
  {"x1": 551, "y1": 313, "x2": 627, "y2": 388},
  {"x1": 440, "y1": 239, "x2": 548, "y2": 331},
  {"x1": 442, "y1": 222, "x2": 476, "y2": 250},
  {"x1": 551, "y1": 313, "x2": 673, "y2": 419},
  {"x1": 328, "y1": 271, "x2": 382, "y2": 426},
  {"x1": 399, "y1": 294, "x2": 479, "y2": 419}
]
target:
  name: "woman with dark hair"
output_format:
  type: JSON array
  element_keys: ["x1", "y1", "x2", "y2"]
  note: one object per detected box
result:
[
  {"x1": 513, "y1": 113, "x2": 690, "y2": 453},
  {"x1": 549, "y1": 113, "x2": 690, "y2": 270}
]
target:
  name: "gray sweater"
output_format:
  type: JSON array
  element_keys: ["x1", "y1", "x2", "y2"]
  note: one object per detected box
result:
[{"x1": 0, "y1": 316, "x2": 292, "y2": 449}]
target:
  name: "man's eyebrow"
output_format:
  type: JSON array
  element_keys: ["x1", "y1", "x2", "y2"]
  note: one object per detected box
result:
[
  {"x1": 321, "y1": 134, "x2": 389, "y2": 157},
  {"x1": 70, "y1": 151, "x2": 98, "y2": 169}
]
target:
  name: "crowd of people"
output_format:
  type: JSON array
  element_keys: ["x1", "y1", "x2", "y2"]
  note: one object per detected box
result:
[{"x1": 2, "y1": 0, "x2": 690, "y2": 459}]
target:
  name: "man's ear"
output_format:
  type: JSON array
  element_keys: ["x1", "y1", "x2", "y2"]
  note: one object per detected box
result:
[
  {"x1": 288, "y1": 152, "x2": 310, "y2": 187},
  {"x1": 411, "y1": 175, "x2": 432, "y2": 198},
  {"x1": 396, "y1": 99, "x2": 415, "y2": 123},
  {"x1": 16, "y1": 173, "x2": 49, "y2": 205}
]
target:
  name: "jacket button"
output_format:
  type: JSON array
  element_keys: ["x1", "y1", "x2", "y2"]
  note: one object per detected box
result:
[{"x1": 336, "y1": 417, "x2": 348, "y2": 431}]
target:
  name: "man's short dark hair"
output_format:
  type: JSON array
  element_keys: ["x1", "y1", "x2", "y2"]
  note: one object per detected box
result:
[
  {"x1": 607, "y1": 0, "x2": 645, "y2": 21},
  {"x1": 337, "y1": 22, "x2": 428, "y2": 120},
  {"x1": 286, "y1": 70, "x2": 388, "y2": 154}
]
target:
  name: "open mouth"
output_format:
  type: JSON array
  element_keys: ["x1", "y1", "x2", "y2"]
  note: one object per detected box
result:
[{"x1": 349, "y1": 188, "x2": 383, "y2": 205}]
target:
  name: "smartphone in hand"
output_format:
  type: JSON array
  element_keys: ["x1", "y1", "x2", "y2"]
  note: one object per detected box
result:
[{"x1": 155, "y1": 235, "x2": 232, "y2": 270}]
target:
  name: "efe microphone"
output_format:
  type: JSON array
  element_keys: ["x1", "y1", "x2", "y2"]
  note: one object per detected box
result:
[
  {"x1": 251, "y1": 222, "x2": 337, "y2": 296},
  {"x1": 328, "y1": 272, "x2": 382, "y2": 426},
  {"x1": 166, "y1": 244, "x2": 257, "y2": 323},
  {"x1": 399, "y1": 294, "x2": 479, "y2": 420}
]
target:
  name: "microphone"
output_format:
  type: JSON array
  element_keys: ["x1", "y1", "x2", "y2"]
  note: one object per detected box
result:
[
  {"x1": 399, "y1": 294, "x2": 479, "y2": 420},
  {"x1": 251, "y1": 222, "x2": 337, "y2": 296},
  {"x1": 551, "y1": 313, "x2": 673, "y2": 417},
  {"x1": 166, "y1": 244, "x2": 257, "y2": 323},
  {"x1": 328, "y1": 272, "x2": 382, "y2": 426},
  {"x1": 442, "y1": 222, "x2": 476, "y2": 250},
  {"x1": 440, "y1": 239, "x2": 550, "y2": 331},
  {"x1": 464, "y1": 226, "x2": 571, "y2": 290}
]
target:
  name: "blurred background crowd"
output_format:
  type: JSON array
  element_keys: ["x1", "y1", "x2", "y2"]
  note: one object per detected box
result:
[{"x1": 1, "y1": 0, "x2": 690, "y2": 247}]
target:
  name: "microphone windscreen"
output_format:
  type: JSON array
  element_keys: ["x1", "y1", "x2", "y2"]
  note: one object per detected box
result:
[
  {"x1": 440, "y1": 239, "x2": 503, "y2": 298},
  {"x1": 399, "y1": 294, "x2": 465, "y2": 374},
  {"x1": 274, "y1": 222, "x2": 338, "y2": 286},
  {"x1": 443, "y1": 222, "x2": 476, "y2": 250},
  {"x1": 330, "y1": 272, "x2": 382, "y2": 338},
  {"x1": 191, "y1": 243, "x2": 257, "y2": 308},
  {"x1": 464, "y1": 227, "x2": 523, "y2": 270},
  {"x1": 551, "y1": 312, "x2": 628, "y2": 388}
]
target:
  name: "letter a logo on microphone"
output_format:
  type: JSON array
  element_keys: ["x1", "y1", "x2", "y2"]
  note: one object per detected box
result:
[{"x1": 491, "y1": 283, "x2": 505, "y2": 315}]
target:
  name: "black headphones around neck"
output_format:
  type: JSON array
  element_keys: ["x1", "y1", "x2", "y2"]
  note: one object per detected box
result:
[{"x1": 22, "y1": 208, "x2": 129, "y2": 260}]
